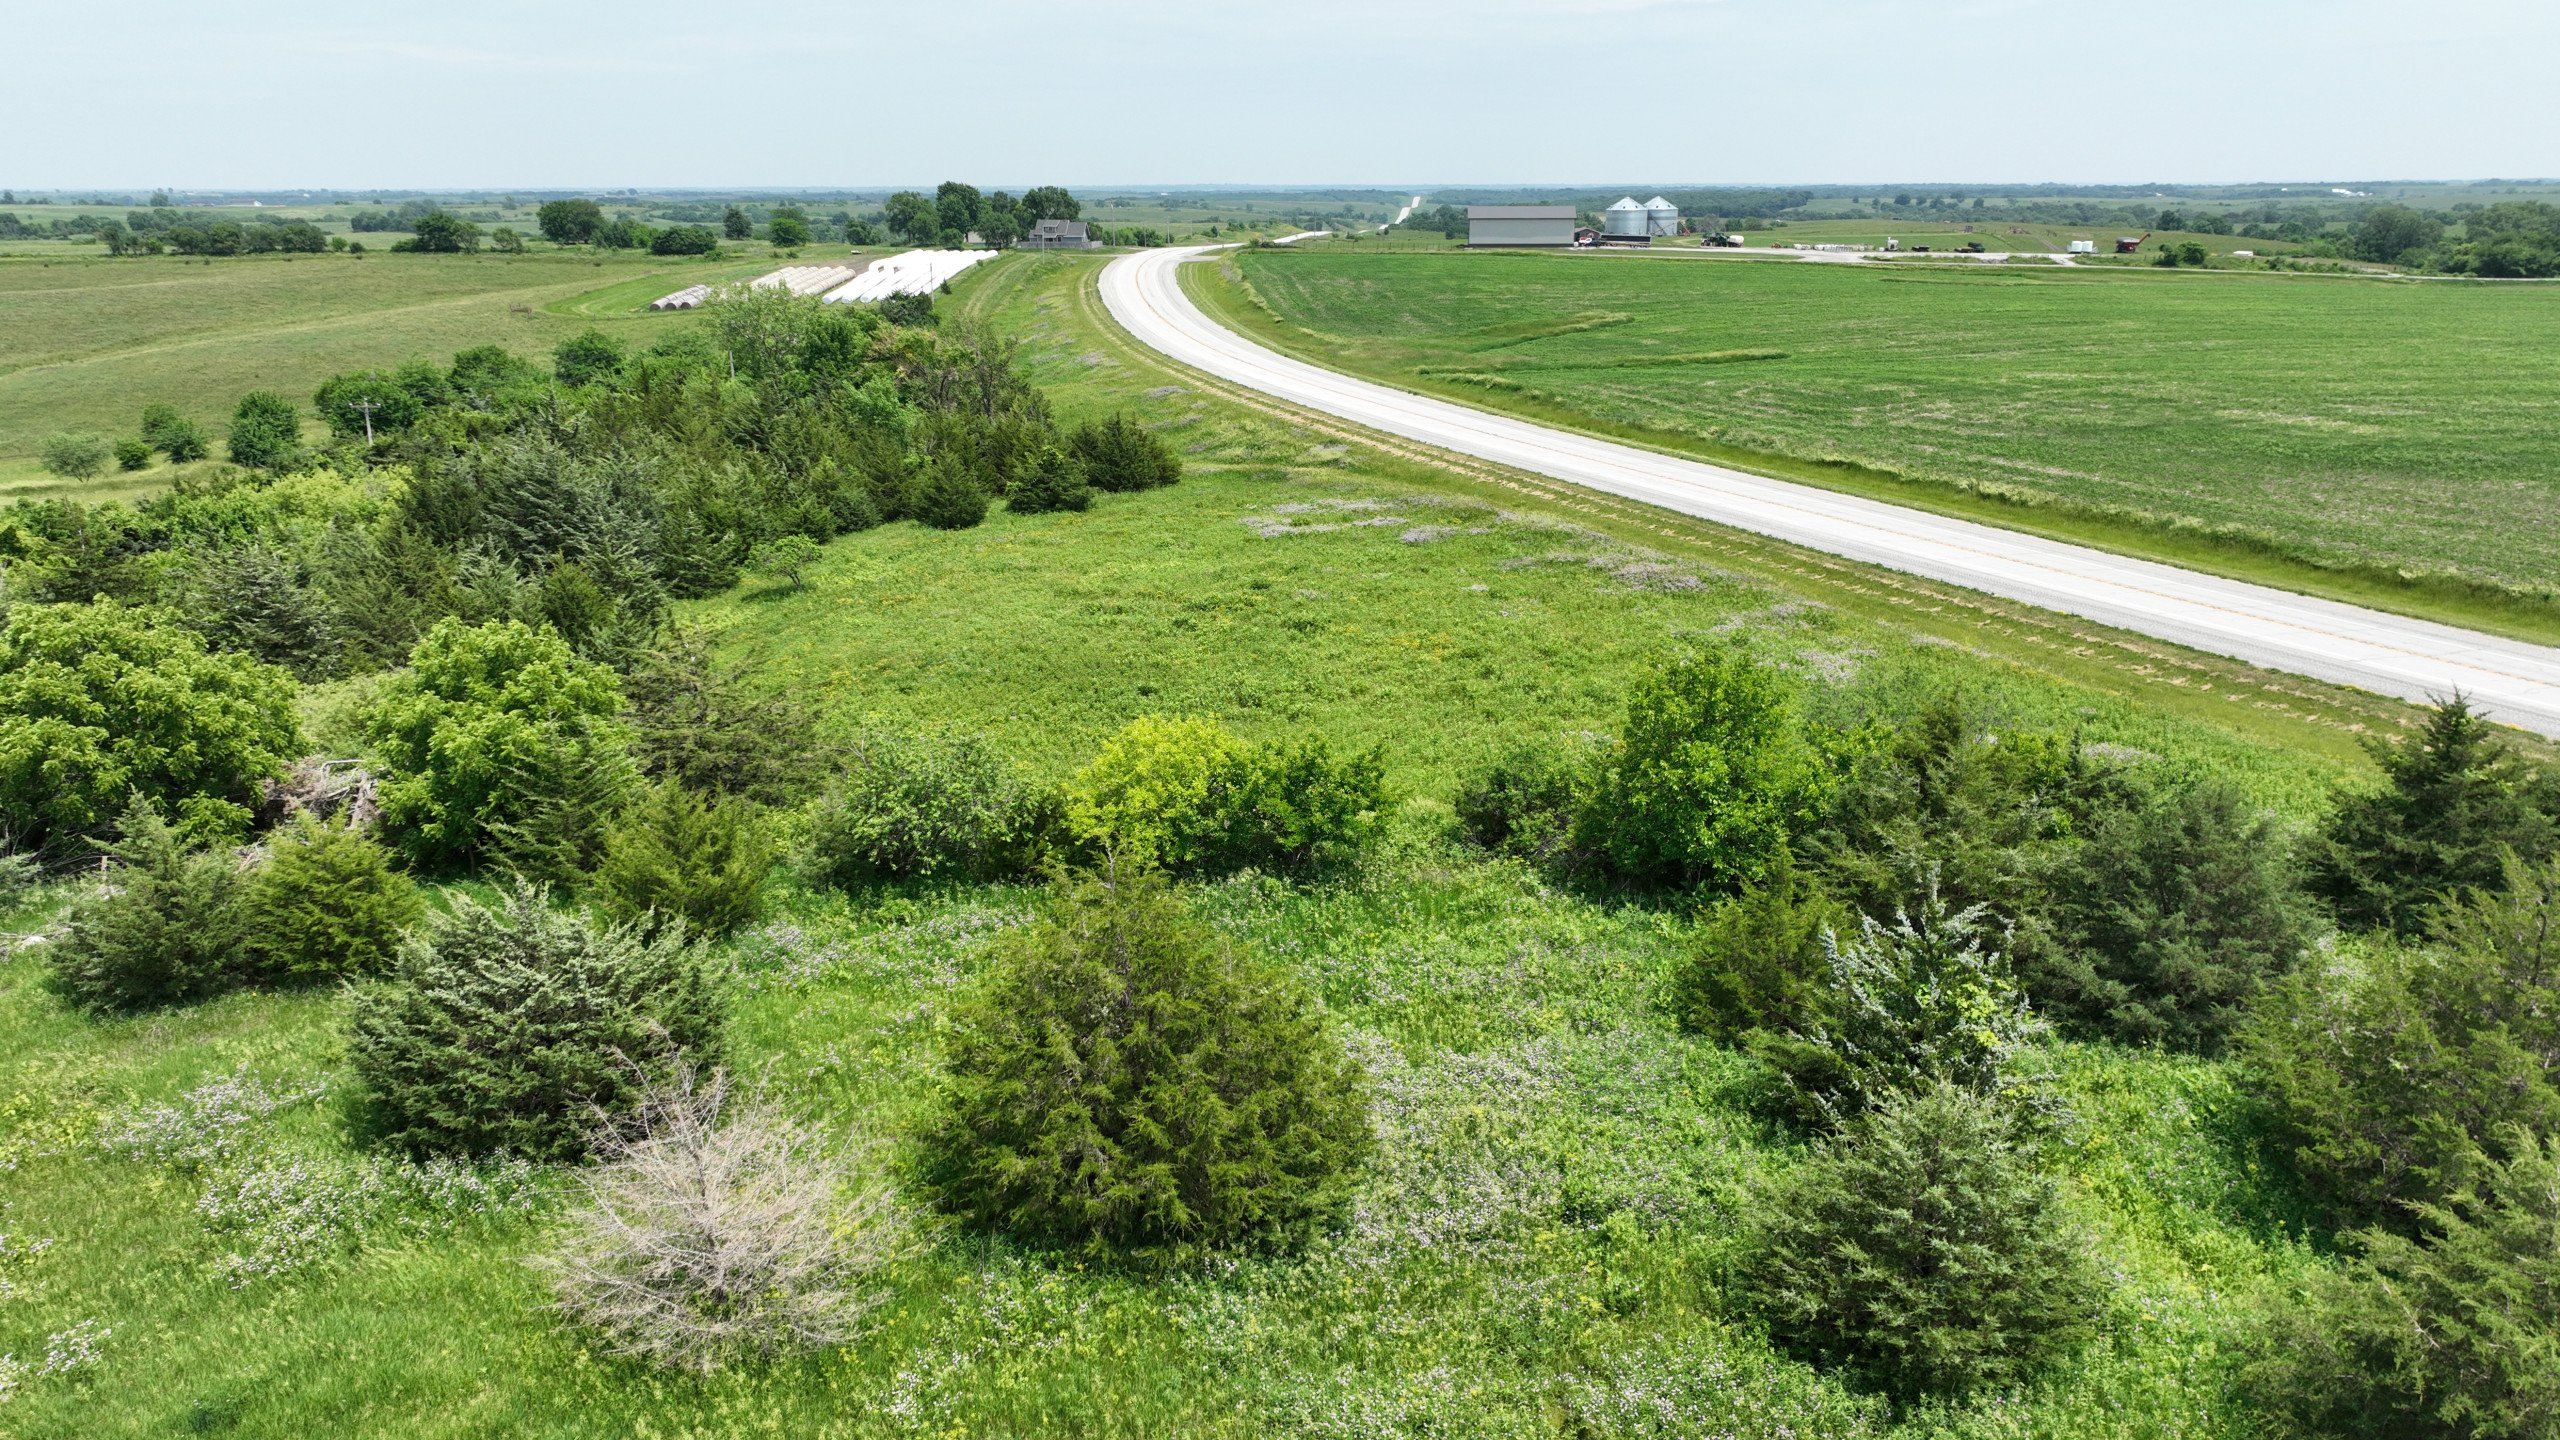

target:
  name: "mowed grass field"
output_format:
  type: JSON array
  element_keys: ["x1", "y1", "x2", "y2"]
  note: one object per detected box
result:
[
  {"x1": 0, "y1": 250, "x2": 767, "y2": 498},
  {"x1": 0, "y1": 253, "x2": 2426, "y2": 1439},
  {"x1": 1219, "y1": 247, "x2": 2560, "y2": 615}
]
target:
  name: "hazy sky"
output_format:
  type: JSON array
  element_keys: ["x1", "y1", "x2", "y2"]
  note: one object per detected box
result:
[{"x1": 11, "y1": 0, "x2": 2558, "y2": 189}]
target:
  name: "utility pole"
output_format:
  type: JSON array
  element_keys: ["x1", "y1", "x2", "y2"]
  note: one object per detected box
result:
[{"x1": 351, "y1": 397, "x2": 380, "y2": 444}]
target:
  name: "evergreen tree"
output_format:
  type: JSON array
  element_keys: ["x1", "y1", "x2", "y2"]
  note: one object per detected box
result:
[
  {"x1": 1739, "y1": 1084, "x2": 2102, "y2": 1403},
  {"x1": 349, "y1": 882, "x2": 723, "y2": 1160},
  {"x1": 2308, "y1": 698, "x2": 2560, "y2": 934},
  {"x1": 49, "y1": 797, "x2": 252, "y2": 1011},
  {"x1": 1004, "y1": 447, "x2": 1093, "y2": 514},
  {"x1": 919, "y1": 874, "x2": 1371, "y2": 1257},
  {"x1": 244, "y1": 816, "x2": 422, "y2": 982},
  {"x1": 594, "y1": 782, "x2": 774, "y2": 937}
]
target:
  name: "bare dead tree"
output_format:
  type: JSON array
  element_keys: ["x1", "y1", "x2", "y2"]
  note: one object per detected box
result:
[{"x1": 533, "y1": 1063, "x2": 912, "y2": 1372}]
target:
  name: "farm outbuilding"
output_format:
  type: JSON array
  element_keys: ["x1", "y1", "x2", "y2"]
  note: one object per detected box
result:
[
  {"x1": 1602, "y1": 198, "x2": 1651, "y2": 239},
  {"x1": 1466, "y1": 205, "x2": 1577, "y2": 248},
  {"x1": 1019, "y1": 218, "x2": 1098, "y2": 250}
]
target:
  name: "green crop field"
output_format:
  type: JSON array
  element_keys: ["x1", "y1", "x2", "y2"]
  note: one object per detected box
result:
[
  {"x1": 1215, "y1": 246, "x2": 2560, "y2": 633},
  {"x1": 0, "y1": 250, "x2": 764, "y2": 499},
  {"x1": 2, "y1": 250, "x2": 2461, "y2": 1440}
]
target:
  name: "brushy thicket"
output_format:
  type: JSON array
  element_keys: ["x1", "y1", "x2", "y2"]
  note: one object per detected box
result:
[
  {"x1": 918, "y1": 873, "x2": 1372, "y2": 1259},
  {"x1": 2241, "y1": 1128, "x2": 2560, "y2": 1440},
  {"x1": 243, "y1": 815, "x2": 422, "y2": 982},
  {"x1": 48, "y1": 797, "x2": 252, "y2": 1011},
  {"x1": 2240, "y1": 853, "x2": 2560, "y2": 1225},
  {"x1": 1063, "y1": 715, "x2": 1389, "y2": 876},
  {"x1": 362, "y1": 618, "x2": 636, "y2": 878},
  {"x1": 0, "y1": 601, "x2": 300, "y2": 849},
  {"x1": 620, "y1": 627, "x2": 822, "y2": 807},
  {"x1": 1738, "y1": 1084, "x2": 2103, "y2": 1404},
  {"x1": 805, "y1": 730, "x2": 1051, "y2": 884},
  {"x1": 539, "y1": 1066, "x2": 911, "y2": 1374},
  {"x1": 594, "y1": 781, "x2": 774, "y2": 937},
  {"x1": 348, "y1": 883, "x2": 723, "y2": 1161}
]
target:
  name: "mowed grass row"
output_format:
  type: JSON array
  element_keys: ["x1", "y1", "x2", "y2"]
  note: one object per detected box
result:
[
  {"x1": 1223, "y1": 247, "x2": 2560, "y2": 604},
  {"x1": 0, "y1": 251, "x2": 755, "y2": 488},
  {"x1": 1, "y1": 252, "x2": 2395, "y2": 1439}
]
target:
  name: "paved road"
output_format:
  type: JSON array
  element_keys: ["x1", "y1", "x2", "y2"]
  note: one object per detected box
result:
[{"x1": 1099, "y1": 245, "x2": 2560, "y2": 738}]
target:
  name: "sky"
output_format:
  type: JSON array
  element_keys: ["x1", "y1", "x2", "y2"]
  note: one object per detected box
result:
[{"x1": 8, "y1": 0, "x2": 2559, "y2": 190}]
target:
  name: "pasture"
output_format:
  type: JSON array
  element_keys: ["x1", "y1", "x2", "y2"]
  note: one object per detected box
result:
[
  {"x1": 1220, "y1": 246, "x2": 2560, "y2": 625},
  {"x1": 0, "y1": 250, "x2": 752, "y2": 498},
  {"x1": 0, "y1": 250, "x2": 2420, "y2": 1439}
]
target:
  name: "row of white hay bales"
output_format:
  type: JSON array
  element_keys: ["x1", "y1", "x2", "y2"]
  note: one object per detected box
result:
[
  {"x1": 752, "y1": 261, "x2": 869, "y2": 297},
  {"x1": 648, "y1": 249, "x2": 995, "y2": 312},
  {"x1": 820, "y1": 250, "x2": 994, "y2": 303}
]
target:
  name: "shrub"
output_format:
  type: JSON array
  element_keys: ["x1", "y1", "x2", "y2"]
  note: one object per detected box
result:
[
  {"x1": 157, "y1": 417, "x2": 209, "y2": 463},
  {"x1": 361, "y1": 619, "x2": 635, "y2": 874},
  {"x1": 1669, "y1": 849, "x2": 1846, "y2": 1043},
  {"x1": 2307, "y1": 697, "x2": 2560, "y2": 935},
  {"x1": 348, "y1": 882, "x2": 723, "y2": 1161},
  {"x1": 226, "y1": 391, "x2": 302, "y2": 471},
  {"x1": 2241, "y1": 1128, "x2": 2560, "y2": 1440},
  {"x1": 138, "y1": 403, "x2": 190, "y2": 452},
  {"x1": 1737, "y1": 1084, "x2": 2102, "y2": 1403},
  {"x1": 909, "y1": 456, "x2": 988, "y2": 530},
  {"x1": 2030, "y1": 775, "x2": 2310, "y2": 1053},
  {"x1": 552, "y1": 330, "x2": 625, "y2": 389},
  {"x1": 1063, "y1": 715, "x2": 1387, "y2": 876},
  {"x1": 538, "y1": 1065, "x2": 909, "y2": 1373},
  {"x1": 621, "y1": 628, "x2": 821, "y2": 806},
  {"x1": 1580, "y1": 644, "x2": 1828, "y2": 893},
  {"x1": 1453, "y1": 737, "x2": 1591, "y2": 866},
  {"x1": 2239, "y1": 854, "x2": 2560, "y2": 1223},
  {"x1": 48, "y1": 797, "x2": 253, "y2": 1011},
  {"x1": 1067, "y1": 413, "x2": 1182, "y2": 492},
  {"x1": 0, "y1": 601, "x2": 300, "y2": 848},
  {"x1": 1763, "y1": 885, "x2": 2044, "y2": 1128},
  {"x1": 112, "y1": 437, "x2": 153, "y2": 471},
  {"x1": 1004, "y1": 447, "x2": 1093, "y2": 514},
  {"x1": 38, "y1": 432, "x2": 111, "y2": 480},
  {"x1": 594, "y1": 782, "x2": 773, "y2": 937},
  {"x1": 242, "y1": 816, "x2": 421, "y2": 983},
  {"x1": 747, "y1": 534, "x2": 820, "y2": 590},
  {"x1": 917, "y1": 874, "x2": 1371, "y2": 1256},
  {"x1": 805, "y1": 730, "x2": 1046, "y2": 885}
]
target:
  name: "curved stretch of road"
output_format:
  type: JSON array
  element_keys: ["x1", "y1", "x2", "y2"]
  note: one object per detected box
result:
[{"x1": 1100, "y1": 245, "x2": 2560, "y2": 739}]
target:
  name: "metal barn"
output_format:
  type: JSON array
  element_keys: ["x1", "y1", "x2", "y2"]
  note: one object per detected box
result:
[{"x1": 1466, "y1": 205, "x2": 1577, "y2": 248}]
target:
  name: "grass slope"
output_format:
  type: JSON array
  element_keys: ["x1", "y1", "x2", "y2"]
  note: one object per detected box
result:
[
  {"x1": 1221, "y1": 246, "x2": 2560, "y2": 635},
  {"x1": 0, "y1": 252, "x2": 2400, "y2": 1439}
]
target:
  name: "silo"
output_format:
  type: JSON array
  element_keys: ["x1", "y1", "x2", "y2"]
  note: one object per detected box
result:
[
  {"x1": 1644, "y1": 196, "x2": 1681, "y2": 236},
  {"x1": 1603, "y1": 197, "x2": 1650, "y2": 239}
]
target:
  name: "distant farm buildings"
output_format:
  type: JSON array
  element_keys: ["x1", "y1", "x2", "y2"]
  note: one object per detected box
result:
[
  {"x1": 1019, "y1": 218, "x2": 1098, "y2": 250},
  {"x1": 1466, "y1": 205, "x2": 1577, "y2": 248}
]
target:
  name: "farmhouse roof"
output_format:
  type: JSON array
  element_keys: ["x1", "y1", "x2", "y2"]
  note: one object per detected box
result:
[{"x1": 1028, "y1": 218, "x2": 1089, "y2": 239}]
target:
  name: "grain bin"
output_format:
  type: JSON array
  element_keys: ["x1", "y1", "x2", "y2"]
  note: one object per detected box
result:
[
  {"x1": 1643, "y1": 196, "x2": 1680, "y2": 236},
  {"x1": 1603, "y1": 197, "x2": 1650, "y2": 239}
]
